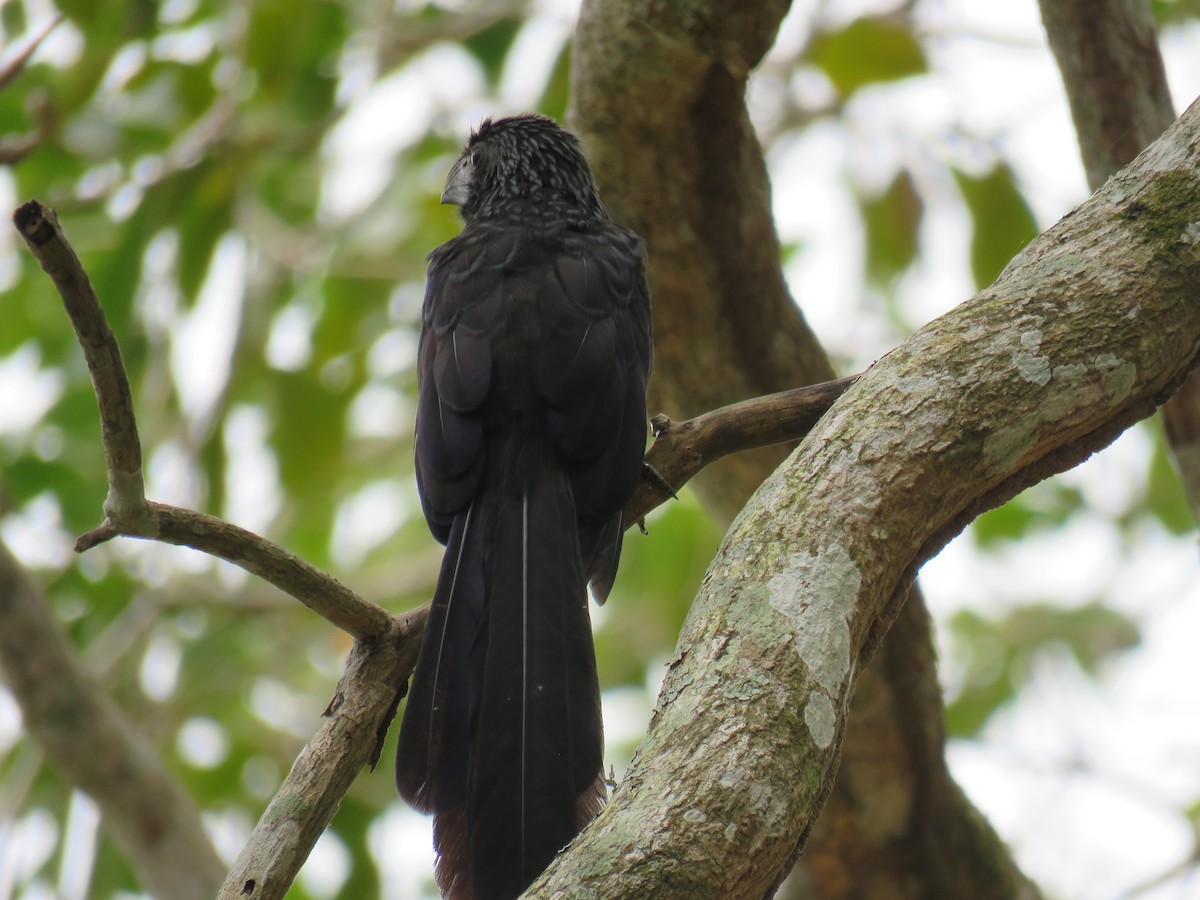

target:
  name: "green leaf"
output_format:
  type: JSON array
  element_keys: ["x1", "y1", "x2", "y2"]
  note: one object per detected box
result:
[
  {"x1": 945, "y1": 602, "x2": 1140, "y2": 737},
  {"x1": 1185, "y1": 796, "x2": 1200, "y2": 836},
  {"x1": 953, "y1": 164, "x2": 1038, "y2": 288},
  {"x1": 537, "y1": 40, "x2": 572, "y2": 122},
  {"x1": 246, "y1": 0, "x2": 344, "y2": 118},
  {"x1": 268, "y1": 367, "x2": 349, "y2": 558},
  {"x1": 1144, "y1": 425, "x2": 1195, "y2": 534},
  {"x1": 971, "y1": 483, "x2": 1083, "y2": 547},
  {"x1": 971, "y1": 502, "x2": 1042, "y2": 546},
  {"x1": 809, "y1": 17, "x2": 927, "y2": 97},
  {"x1": 1, "y1": 3, "x2": 26, "y2": 40},
  {"x1": 1150, "y1": 0, "x2": 1200, "y2": 26},
  {"x1": 862, "y1": 169, "x2": 922, "y2": 285},
  {"x1": 161, "y1": 162, "x2": 235, "y2": 303},
  {"x1": 462, "y1": 18, "x2": 522, "y2": 85}
]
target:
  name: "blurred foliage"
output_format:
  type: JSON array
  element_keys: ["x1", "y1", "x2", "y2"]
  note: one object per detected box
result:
[
  {"x1": 972, "y1": 482, "x2": 1086, "y2": 547},
  {"x1": 808, "y1": 15, "x2": 927, "y2": 97},
  {"x1": 1145, "y1": 427, "x2": 1197, "y2": 533},
  {"x1": 1152, "y1": 0, "x2": 1200, "y2": 25},
  {"x1": 945, "y1": 602, "x2": 1141, "y2": 739},
  {"x1": 861, "y1": 168, "x2": 923, "y2": 286},
  {"x1": 0, "y1": 0, "x2": 1198, "y2": 897},
  {"x1": 953, "y1": 164, "x2": 1039, "y2": 289}
]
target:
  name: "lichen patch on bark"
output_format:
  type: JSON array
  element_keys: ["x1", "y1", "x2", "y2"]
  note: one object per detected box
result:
[
  {"x1": 767, "y1": 543, "x2": 860, "y2": 751},
  {"x1": 1094, "y1": 353, "x2": 1137, "y2": 400},
  {"x1": 804, "y1": 694, "x2": 836, "y2": 749},
  {"x1": 1013, "y1": 329, "x2": 1051, "y2": 385}
]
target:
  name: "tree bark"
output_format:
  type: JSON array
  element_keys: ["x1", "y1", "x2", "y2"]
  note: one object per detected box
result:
[
  {"x1": 570, "y1": 0, "x2": 827, "y2": 511},
  {"x1": 1040, "y1": 0, "x2": 1174, "y2": 190},
  {"x1": 1039, "y1": 0, "x2": 1200, "y2": 521},
  {"x1": 570, "y1": 1, "x2": 1034, "y2": 896},
  {"x1": 532, "y1": 94, "x2": 1200, "y2": 898}
]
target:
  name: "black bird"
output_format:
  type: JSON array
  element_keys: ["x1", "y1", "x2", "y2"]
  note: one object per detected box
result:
[{"x1": 396, "y1": 114, "x2": 652, "y2": 899}]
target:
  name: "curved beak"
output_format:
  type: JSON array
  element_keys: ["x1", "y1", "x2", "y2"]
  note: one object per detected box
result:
[{"x1": 441, "y1": 156, "x2": 471, "y2": 206}]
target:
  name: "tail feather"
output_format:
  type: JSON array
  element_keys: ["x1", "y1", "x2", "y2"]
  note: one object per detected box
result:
[
  {"x1": 467, "y1": 471, "x2": 603, "y2": 898},
  {"x1": 397, "y1": 504, "x2": 484, "y2": 813},
  {"x1": 581, "y1": 514, "x2": 624, "y2": 605},
  {"x1": 398, "y1": 466, "x2": 605, "y2": 900},
  {"x1": 432, "y1": 808, "x2": 473, "y2": 900}
]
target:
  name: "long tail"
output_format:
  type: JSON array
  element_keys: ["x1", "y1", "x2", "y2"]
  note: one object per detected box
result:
[
  {"x1": 397, "y1": 505, "x2": 484, "y2": 899},
  {"x1": 396, "y1": 469, "x2": 604, "y2": 900}
]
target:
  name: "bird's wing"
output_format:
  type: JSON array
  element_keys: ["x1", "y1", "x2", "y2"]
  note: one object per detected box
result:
[
  {"x1": 533, "y1": 225, "x2": 652, "y2": 600},
  {"x1": 414, "y1": 229, "x2": 521, "y2": 543}
]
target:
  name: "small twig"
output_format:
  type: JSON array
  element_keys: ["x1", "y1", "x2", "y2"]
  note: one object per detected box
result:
[
  {"x1": 623, "y1": 376, "x2": 857, "y2": 526},
  {"x1": 0, "y1": 15, "x2": 63, "y2": 91},
  {"x1": 13, "y1": 200, "x2": 148, "y2": 524},
  {"x1": 147, "y1": 502, "x2": 394, "y2": 640}
]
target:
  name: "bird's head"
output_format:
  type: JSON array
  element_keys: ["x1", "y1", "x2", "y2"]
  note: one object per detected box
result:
[{"x1": 442, "y1": 114, "x2": 606, "y2": 224}]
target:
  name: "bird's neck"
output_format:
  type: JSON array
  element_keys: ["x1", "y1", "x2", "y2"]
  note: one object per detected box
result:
[{"x1": 465, "y1": 196, "x2": 606, "y2": 230}]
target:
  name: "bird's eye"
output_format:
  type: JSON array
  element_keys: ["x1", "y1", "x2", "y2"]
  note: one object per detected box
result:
[{"x1": 470, "y1": 150, "x2": 481, "y2": 166}]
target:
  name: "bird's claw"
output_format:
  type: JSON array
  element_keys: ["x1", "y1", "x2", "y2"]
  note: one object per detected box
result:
[{"x1": 641, "y1": 461, "x2": 678, "y2": 500}]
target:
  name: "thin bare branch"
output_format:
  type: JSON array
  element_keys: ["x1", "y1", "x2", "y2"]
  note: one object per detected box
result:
[
  {"x1": 13, "y1": 199, "x2": 148, "y2": 524},
  {"x1": 13, "y1": 200, "x2": 394, "y2": 641},
  {"x1": 625, "y1": 377, "x2": 856, "y2": 526},
  {"x1": 146, "y1": 501, "x2": 395, "y2": 639},
  {"x1": 0, "y1": 15, "x2": 63, "y2": 90},
  {"x1": 73, "y1": 502, "x2": 395, "y2": 639}
]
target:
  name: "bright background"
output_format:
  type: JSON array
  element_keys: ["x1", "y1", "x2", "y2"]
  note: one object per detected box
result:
[{"x1": 2, "y1": 0, "x2": 1200, "y2": 897}]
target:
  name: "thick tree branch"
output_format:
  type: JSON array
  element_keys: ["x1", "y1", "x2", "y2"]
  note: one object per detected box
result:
[
  {"x1": 1039, "y1": 0, "x2": 1200, "y2": 522},
  {"x1": 1040, "y1": 0, "x2": 1173, "y2": 191},
  {"x1": 532, "y1": 94, "x2": 1200, "y2": 899},
  {"x1": 570, "y1": 2, "x2": 1029, "y2": 897},
  {"x1": 571, "y1": 0, "x2": 828, "y2": 514},
  {"x1": 0, "y1": 538, "x2": 225, "y2": 900}
]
